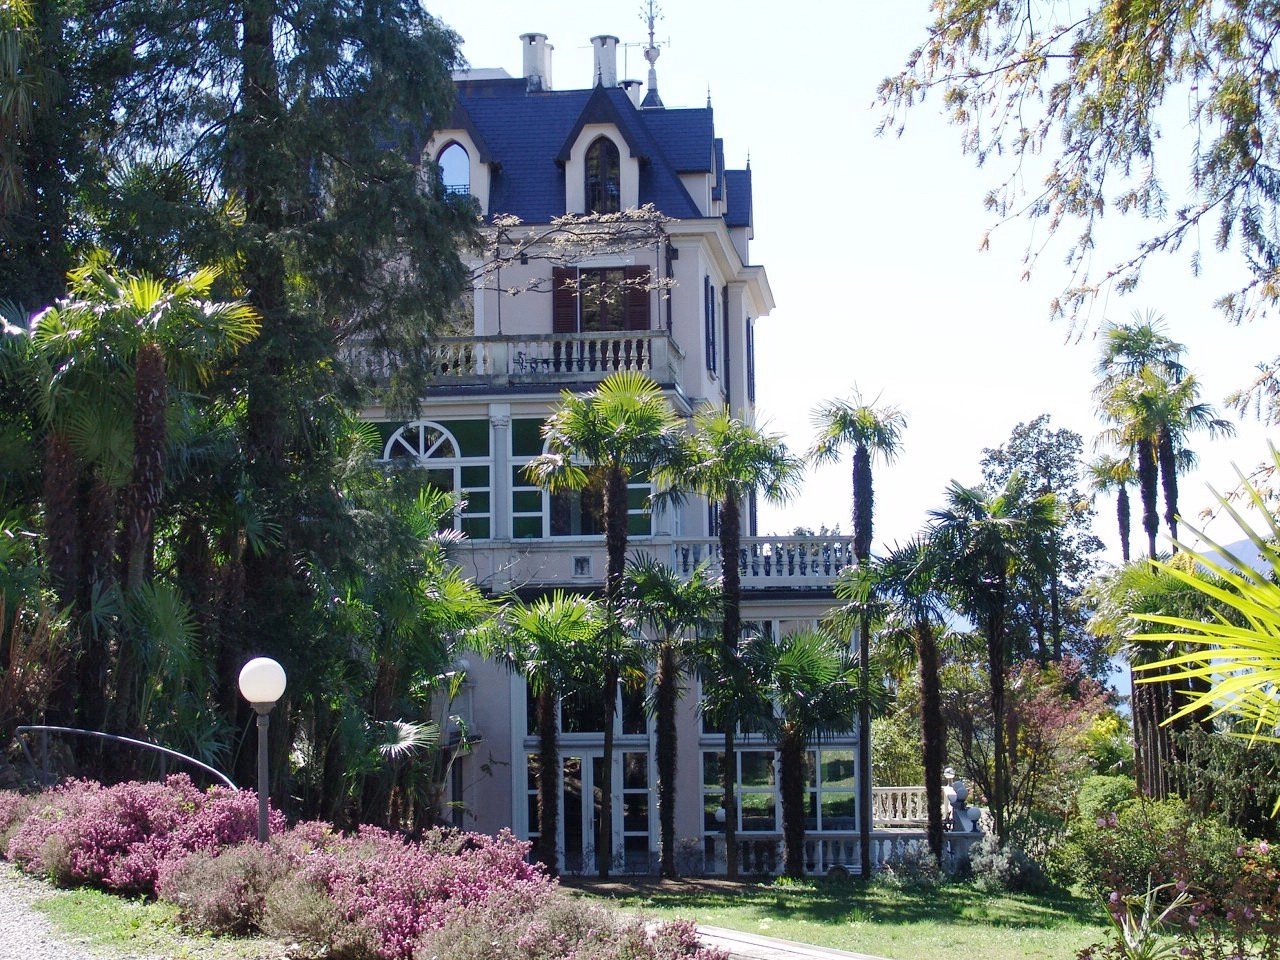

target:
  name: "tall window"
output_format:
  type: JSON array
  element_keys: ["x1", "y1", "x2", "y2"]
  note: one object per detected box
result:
[
  {"x1": 585, "y1": 137, "x2": 621, "y2": 213},
  {"x1": 438, "y1": 143, "x2": 470, "y2": 195},
  {"x1": 380, "y1": 420, "x2": 491, "y2": 538}
]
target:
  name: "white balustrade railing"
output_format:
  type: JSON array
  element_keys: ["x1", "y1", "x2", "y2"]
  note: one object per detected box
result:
[
  {"x1": 341, "y1": 331, "x2": 683, "y2": 389},
  {"x1": 872, "y1": 785, "x2": 931, "y2": 826},
  {"x1": 671, "y1": 536, "x2": 855, "y2": 589},
  {"x1": 701, "y1": 829, "x2": 981, "y2": 877}
]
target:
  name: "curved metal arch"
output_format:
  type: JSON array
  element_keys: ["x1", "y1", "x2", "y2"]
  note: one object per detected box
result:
[{"x1": 16, "y1": 725, "x2": 238, "y2": 790}]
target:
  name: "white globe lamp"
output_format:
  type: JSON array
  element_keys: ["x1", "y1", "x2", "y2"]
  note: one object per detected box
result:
[{"x1": 238, "y1": 657, "x2": 287, "y2": 842}]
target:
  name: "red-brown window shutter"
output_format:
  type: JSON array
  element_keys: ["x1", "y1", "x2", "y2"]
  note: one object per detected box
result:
[
  {"x1": 552, "y1": 267, "x2": 578, "y2": 332},
  {"x1": 624, "y1": 265, "x2": 651, "y2": 331}
]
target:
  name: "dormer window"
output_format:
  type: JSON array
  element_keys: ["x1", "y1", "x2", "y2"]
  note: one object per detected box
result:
[
  {"x1": 584, "y1": 137, "x2": 621, "y2": 213},
  {"x1": 438, "y1": 142, "x2": 470, "y2": 195}
]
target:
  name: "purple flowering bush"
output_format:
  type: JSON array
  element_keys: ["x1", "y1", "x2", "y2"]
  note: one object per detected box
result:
[{"x1": 1, "y1": 780, "x2": 717, "y2": 960}]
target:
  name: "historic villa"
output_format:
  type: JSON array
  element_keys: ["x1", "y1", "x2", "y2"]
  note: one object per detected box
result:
[{"x1": 352, "y1": 28, "x2": 958, "y2": 875}]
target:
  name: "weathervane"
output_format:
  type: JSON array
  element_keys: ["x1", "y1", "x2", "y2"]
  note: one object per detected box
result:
[{"x1": 640, "y1": 0, "x2": 665, "y2": 108}]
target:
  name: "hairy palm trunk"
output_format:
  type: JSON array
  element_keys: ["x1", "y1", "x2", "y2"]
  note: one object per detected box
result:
[
  {"x1": 122, "y1": 340, "x2": 166, "y2": 591},
  {"x1": 597, "y1": 463, "x2": 629, "y2": 878},
  {"x1": 1137, "y1": 441, "x2": 1159, "y2": 558},
  {"x1": 114, "y1": 340, "x2": 167, "y2": 734},
  {"x1": 720, "y1": 494, "x2": 742, "y2": 880},
  {"x1": 1157, "y1": 430, "x2": 1179, "y2": 548},
  {"x1": 778, "y1": 725, "x2": 807, "y2": 878},
  {"x1": 41, "y1": 432, "x2": 80, "y2": 724},
  {"x1": 917, "y1": 621, "x2": 946, "y2": 864},
  {"x1": 77, "y1": 479, "x2": 118, "y2": 731},
  {"x1": 1117, "y1": 484, "x2": 1131, "y2": 563},
  {"x1": 656, "y1": 642, "x2": 678, "y2": 877},
  {"x1": 851, "y1": 445, "x2": 874, "y2": 879},
  {"x1": 536, "y1": 685, "x2": 560, "y2": 876}
]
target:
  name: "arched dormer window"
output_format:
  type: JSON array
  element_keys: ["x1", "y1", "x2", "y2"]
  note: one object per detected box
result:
[
  {"x1": 438, "y1": 142, "x2": 470, "y2": 195},
  {"x1": 584, "y1": 137, "x2": 621, "y2": 214}
]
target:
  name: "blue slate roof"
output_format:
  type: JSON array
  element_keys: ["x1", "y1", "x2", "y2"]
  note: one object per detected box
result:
[
  {"x1": 725, "y1": 168, "x2": 752, "y2": 228},
  {"x1": 448, "y1": 78, "x2": 750, "y2": 225}
]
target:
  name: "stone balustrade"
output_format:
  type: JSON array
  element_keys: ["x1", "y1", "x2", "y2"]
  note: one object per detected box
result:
[
  {"x1": 341, "y1": 331, "x2": 684, "y2": 390},
  {"x1": 701, "y1": 829, "x2": 981, "y2": 877},
  {"x1": 670, "y1": 536, "x2": 855, "y2": 589},
  {"x1": 872, "y1": 785, "x2": 931, "y2": 826}
]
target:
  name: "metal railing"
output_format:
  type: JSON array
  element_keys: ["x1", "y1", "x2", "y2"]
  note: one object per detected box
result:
[{"x1": 15, "y1": 725, "x2": 238, "y2": 790}]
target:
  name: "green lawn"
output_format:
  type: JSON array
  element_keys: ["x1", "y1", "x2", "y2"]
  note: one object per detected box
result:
[
  {"x1": 31, "y1": 886, "x2": 281, "y2": 960},
  {"x1": 570, "y1": 877, "x2": 1109, "y2": 960}
]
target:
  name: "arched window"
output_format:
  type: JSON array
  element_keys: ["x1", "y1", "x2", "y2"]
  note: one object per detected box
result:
[
  {"x1": 584, "y1": 137, "x2": 621, "y2": 213},
  {"x1": 438, "y1": 142, "x2": 470, "y2": 195}
]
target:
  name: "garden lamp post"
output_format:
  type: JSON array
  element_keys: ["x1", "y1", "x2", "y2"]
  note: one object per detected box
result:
[{"x1": 238, "y1": 657, "x2": 286, "y2": 842}]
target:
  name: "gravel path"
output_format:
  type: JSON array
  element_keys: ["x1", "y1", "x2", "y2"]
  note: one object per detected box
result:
[{"x1": 0, "y1": 864, "x2": 143, "y2": 960}]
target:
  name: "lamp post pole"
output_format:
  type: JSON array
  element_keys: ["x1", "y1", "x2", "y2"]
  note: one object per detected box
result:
[{"x1": 238, "y1": 657, "x2": 287, "y2": 844}]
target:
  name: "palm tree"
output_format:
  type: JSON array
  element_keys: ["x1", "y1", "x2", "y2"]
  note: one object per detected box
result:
[
  {"x1": 657, "y1": 407, "x2": 803, "y2": 879},
  {"x1": 32, "y1": 258, "x2": 260, "y2": 590},
  {"x1": 472, "y1": 591, "x2": 604, "y2": 877},
  {"x1": 929, "y1": 473, "x2": 1058, "y2": 843},
  {"x1": 808, "y1": 392, "x2": 906, "y2": 878},
  {"x1": 838, "y1": 536, "x2": 950, "y2": 865},
  {"x1": 744, "y1": 627, "x2": 869, "y2": 878},
  {"x1": 0, "y1": 0, "x2": 38, "y2": 218},
  {"x1": 1087, "y1": 454, "x2": 1135, "y2": 562},
  {"x1": 622, "y1": 555, "x2": 721, "y2": 877},
  {"x1": 525, "y1": 370, "x2": 681, "y2": 878}
]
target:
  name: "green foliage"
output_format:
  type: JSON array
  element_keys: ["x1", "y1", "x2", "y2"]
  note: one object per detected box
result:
[
  {"x1": 878, "y1": 841, "x2": 945, "y2": 891},
  {"x1": 870, "y1": 705, "x2": 925, "y2": 787},
  {"x1": 1074, "y1": 776, "x2": 1137, "y2": 823},
  {"x1": 1169, "y1": 727, "x2": 1280, "y2": 842},
  {"x1": 880, "y1": 2, "x2": 1280, "y2": 324},
  {"x1": 1049, "y1": 799, "x2": 1243, "y2": 896}
]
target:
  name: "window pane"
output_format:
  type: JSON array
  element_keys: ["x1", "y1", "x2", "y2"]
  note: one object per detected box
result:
[
  {"x1": 561, "y1": 690, "x2": 606, "y2": 733},
  {"x1": 741, "y1": 751, "x2": 775, "y2": 788},
  {"x1": 622, "y1": 687, "x2": 646, "y2": 735},
  {"x1": 438, "y1": 143, "x2": 469, "y2": 193},
  {"x1": 623, "y1": 752, "x2": 647, "y2": 790},
  {"x1": 527, "y1": 755, "x2": 539, "y2": 791},
  {"x1": 805, "y1": 790, "x2": 818, "y2": 831},
  {"x1": 513, "y1": 516, "x2": 542, "y2": 539},
  {"x1": 822, "y1": 794, "x2": 857, "y2": 831},
  {"x1": 462, "y1": 491, "x2": 489, "y2": 514},
  {"x1": 627, "y1": 513, "x2": 652, "y2": 536},
  {"x1": 806, "y1": 751, "x2": 818, "y2": 789},
  {"x1": 585, "y1": 138, "x2": 621, "y2": 214},
  {"x1": 440, "y1": 418, "x2": 488, "y2": 457},
  {"x1": 741, "y1": 793, "x2": 775, "y2": 832},
  {"x1": 704, "y1": 795, "x2": 723, "y2": 833},
  {"x1": 623, "y1": 796, "x2": 648, "y2": 833},
  {"x1": 702, "y1": 752, "x2": 724, "y2": 788},
  {"x1": 513, "y1": 490, "x2": 542, "y2": 513},
  {"x1": 460, "y1": 517, "x2": 489, "y2": 539},
  {"x1": 528, "y1": 794, "x2": 539, "y2": 834},
  {"x1": 626, "y1": 487, "x2": 650, "y2": 510},
  {"x1": 822, "y1": 751, "x2": 856, "y2": 791},
  {"x1": 460, "y1": 465, "x2": 488, "y2": 487},
  {"x1": 550, "y1": 482, "x2": 604, "y2": 537}
]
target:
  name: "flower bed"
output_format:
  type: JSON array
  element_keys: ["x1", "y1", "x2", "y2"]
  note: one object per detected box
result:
[{"x1": 0, "y1": 777, "x2": 723, "y2": 960}]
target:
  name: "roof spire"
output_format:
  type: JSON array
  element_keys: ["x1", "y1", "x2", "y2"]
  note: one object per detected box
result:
[
  {"x1": 640, "y1": 0, "x2": 664, "y2": 109},
  {"x1": 706, "y1": 84, "x2": 712, "y2": 108}
]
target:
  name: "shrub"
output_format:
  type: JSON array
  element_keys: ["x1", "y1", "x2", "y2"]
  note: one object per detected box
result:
[
  {"x1": 156, "y1": 842, "x2": 287, "y2": 935},
  {"x1": 1049, "y1": 798, "x2": 1242, "y2": 896},
  {"x1": 1074, "y1": 775, "x2": 1136, "y2": 821},
  {"x1": 413, "y1": 892, "x2": 727, "y2": 960},
  {"x1": 0, "y1": 790, "x2": 36, "y2": 850},
  {"x1": 878, "y1": 841, "x2": 944, "y2": 890},
  {"x1": 968, "y1": 833, "x2": 1049, "y2": 893},
  {"x1": 4, "y1": 776, "x2": 283, "y2": 895}
]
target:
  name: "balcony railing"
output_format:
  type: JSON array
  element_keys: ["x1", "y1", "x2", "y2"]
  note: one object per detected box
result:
[
  {"x1": 702, "y1": 829, "x2": 981, "y2": 877},
  {"x1": 670, "y1": 536, "x2": 855, "y2": 590},
  {"x1": 342, "y1": 331, "x2": 684, "y2": 391}
]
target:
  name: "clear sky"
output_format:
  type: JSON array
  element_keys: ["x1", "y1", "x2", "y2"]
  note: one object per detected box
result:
[{"x1": 427, "y1": 0, "x2": 1276, "y2": 562}]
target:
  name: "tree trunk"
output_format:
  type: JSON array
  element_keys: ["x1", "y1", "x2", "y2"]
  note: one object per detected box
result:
[
  {"x1": 1117, "y1": 485, "x2": 1131, "y2": 563},
  {"x1": 41, "y1": 433, "x2": 81, "y2": 725},
  {"x1": 123, "y1": 342, "x2": 166, "y2": 591},
  {"x1": 77, "y1": 478, "x2": 118, "y2": 730},
  {"x1": 597, "y1": 463, "x2": 629, "y2": 879},
  {"x1": 778, "y1": 726, "x2": 807, "y2": 879},
  {"x1": 1157, "y1": 430, "x2": 1179, "y2": 549},
  {"x1": 536, "y1": 685, "x2": 559, "y2": 876},
  {"x1": 720, "y1": 494, "x2": 741, "y2": 880},
  {"x1": 851, "y1": 447, "x2": 874, "y2": 880},
  {"x1": 917, "y1": 621, "x2": 946, "y2": 865},
  {"x1": 1138, "y1": 441, "x2": 1159, "y2": 558},
  {"x1": 987, "y1": 575, "x2": 1008, "y2": 844},
  {"x1": 656, "y1": 642, "x2": 678, "y2": 878}
]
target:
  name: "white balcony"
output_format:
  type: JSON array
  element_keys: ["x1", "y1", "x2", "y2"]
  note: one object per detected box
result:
[
  {"x1": 670, "y1": 536, "x2": 855, "y2": 590},
  {"x1": 343, "y1": 331, "x2": 685, "y2": 392}
]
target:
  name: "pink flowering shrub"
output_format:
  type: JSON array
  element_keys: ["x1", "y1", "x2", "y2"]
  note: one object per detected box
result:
[
  {"x1": 413, "y1": 892, "x2": 728, "y2": 960},
  {"x1": 5, "y1": 776, "x2": 282, "y2": 894}
]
